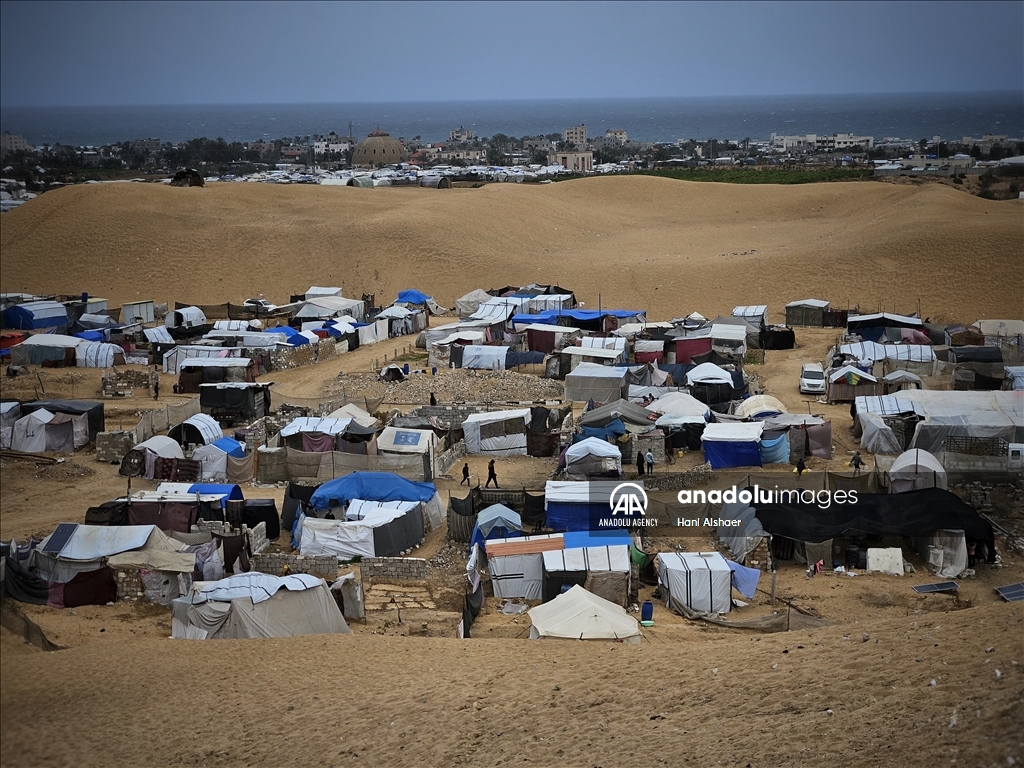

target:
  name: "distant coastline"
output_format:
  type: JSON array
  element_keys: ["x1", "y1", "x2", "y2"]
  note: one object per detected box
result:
[{"x1": 3, "y1": 92, "x2": 1021, "y2": 147}]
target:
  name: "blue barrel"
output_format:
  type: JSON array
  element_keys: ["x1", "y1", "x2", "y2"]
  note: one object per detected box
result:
[
  {"x1": 431, "y1": 367, "x2": 437, "y2": 376},
  {"x1": 641, "y1": 601, "x2": 654, "y2": 622},
  {"x1": 402, "y1": 363, "x2": 410, "y2": 374}
]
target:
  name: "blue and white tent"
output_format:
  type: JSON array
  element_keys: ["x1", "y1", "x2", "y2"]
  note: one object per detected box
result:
[{"x1": 4, "y1": 301, "x2": 68, "y2": 330}]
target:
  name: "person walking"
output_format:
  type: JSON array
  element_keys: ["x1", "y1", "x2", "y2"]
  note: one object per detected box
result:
[
  {"x1": 461, "y1": 462, "x2": 471, "y2": 486},
  {"x1": 486, "y1": 459, "x2": 499, "y2": 488},
  {"x1": 795, "y1": 456, "x2": 806, "y2": 477},
  {"x1": 851, "y1": 451, "x2": 864, "y2": 477},
  {"x1": 430, "y1": 392, "x2": 437, "y2": 406},
  {"x1": 153, "y1": 371, "x2": 160, "y2": 401},
  {"x1": 645, "y1": 450, "x2": 655, "y2": 475},
  {"x1": 636, "y1": 450, "x2": 645, "y2": 477}
]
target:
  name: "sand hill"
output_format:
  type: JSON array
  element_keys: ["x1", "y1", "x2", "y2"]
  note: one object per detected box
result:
[{"x1": 1, "y1": 176, "x2": 1021, "y2": 323}]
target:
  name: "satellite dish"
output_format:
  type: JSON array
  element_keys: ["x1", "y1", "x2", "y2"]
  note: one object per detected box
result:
[{"x1": 120, "y1": 450, "x2": 146, "y2": 478}]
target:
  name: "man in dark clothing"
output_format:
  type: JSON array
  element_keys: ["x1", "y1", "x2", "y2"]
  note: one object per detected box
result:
[
  {"x1": 851, "y1": 451, "x2": 864, "y2": 476},
  {"x1": 461, "y1": 463, "x2": 470, "y2": 486},
  {"x1": 486, "y1": 459, "x2": 498, "y2": 488},
  {"x1": 153, "y1": 375, "x2": 160, "y2": 401},
  {"x1": 850, "y1": 400, "x2": 857, "y2": 423},
  {"x1": 430, "y1": 392, "x2": 437, "y2": 406},
  {"x1": 795, "y1": 457, "x2": 806, "y2": 477},
  {"x1": 636, "y1": 451, "x2": 645, "y2": 476}
]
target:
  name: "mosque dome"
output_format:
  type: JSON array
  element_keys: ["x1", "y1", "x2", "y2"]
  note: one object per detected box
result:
[{"x1": 352, "y1": 129, "x2": 408, "y2": 167}]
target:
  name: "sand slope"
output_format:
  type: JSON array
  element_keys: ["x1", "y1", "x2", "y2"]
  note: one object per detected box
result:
[{"x1": 2, "y1": 177, "x2": 1021, "y2": 322}]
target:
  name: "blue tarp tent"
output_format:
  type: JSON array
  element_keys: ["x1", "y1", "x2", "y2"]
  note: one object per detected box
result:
[
  {"x1": 211, "y1": 437, "x2": 246, "y2": 458},
  {"x1": 512, "y1": 309, "x2": 645, "y2": 326},
  {"x1": 74, "y1": 330, "x2": 106, "y2": 342},
  {"x1": 186, "y1": 483, "x2": 244, "y2": 508},
  {"x1": 264, "y1": 327, "x2": 309, "y2": 346},
  {"x1": 579, "y1": 418, "x2": 626, "y2": 443},
  {"x1": 309, "y1": 472, "x2": 437, "y2": 509},
  {"x1": 562, "y1": 531, "x2": 633, "y2": 548},
  {"x1": 470, "y1": 503, "x2": 522, "y2": 551},
  {"x1": 396, "y1": 289, "x2": 431, "y2": 305},
  {"x1": 759, "y1": 433, "x2": 790, "y2": 465},
  {"x1": 4, "y1": 301, "x2": 68, "y2": 330},
  {"x1": 701, "y1": 423, "x2": 764, "y2": 470}
]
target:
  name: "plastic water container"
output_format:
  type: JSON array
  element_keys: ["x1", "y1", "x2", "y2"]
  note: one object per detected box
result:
[
  {"x1": 641, "y1": 601, "x2": 654, "y2": 623},
  {"x1": 402, "y1": 363, "x2": 410, "y2": 374},
  {"x1": 431, "y1": 367, "x2": 437, "y2": 376}
]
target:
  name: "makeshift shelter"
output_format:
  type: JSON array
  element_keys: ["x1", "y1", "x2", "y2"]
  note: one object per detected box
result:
[
  {"x1": 20, "y1": 400, "x2": 103, "y2": 443},
  {"x1": 165, "y1": 306, "x2": 207, "y2": 329},
  {"x1": 470, "y1": 504, "x2": 522, "y2": 551},
  {"x1": 541, "y1": 531, "x2": 633, "y2": 606},
  {"x1": 297, "y1": 499, "x2": 424, "y2": 558},
  {"x1": 177, "y1": 358, "x2": 255, "y2": 393},
  {"x1": 886, "y1": 449, "x2": 948, "y2": 492},
  {"x1": 8, "y1": 334, "x2": 82, "y2": 366},
  {"x1": 649, "y1": 392, "x2": 710, "y2": 423},
  {"x1": 455, "y1": 289, "x2": 494, "y2": 318},
  {"x1": 10, "y1": 409, "x2": 76, "y2": 453},
  {"x1": 125, "y1": 435, "x2": 185, "y2": 479},
  {"x1": 171, "y1": 573, "x2": 349, "y2": 639},
  {"x1": 701, "y1": 422, "x2": 764, "y2": 469},
  {"x1": 199, "y1": 382, "x2": 271, "y2": 422},
  {"x1": 731, "y1": 305, "x2": 768, "y2": 326},
  {"x1": 710, "y1": 323, "x2": 747, "y2": 357},
  {"x1": 716, "y1": 502, "x2": 768, "y2": 565},
  {"x1": 485, "y1": 534, "x2": 564, "y2": 600},
  {"x1": 523, "y1": 323, "x2": 582, "y2": 354},
  {"x1": 883, "y1": 370, "x2": 923, "y2": 393},
  {"x1": 191, "y1": 437, "x2": 247, "y2": 482},
  {"x1": 686, "y1": 362, "x2": 734, "y2": 386},
  {"x1": 3, "y1": 300, "x2": 68, "y2": 330},
  {"x1": 562, "y1": 437, "x2": 623, "y2": 478},
  {"x1": 578, "y1": 399, "x2": 657, "y2": 433},
  {"x1": 735, "y1": 395, "x2": 787, "y2": 419},
  {"x1": 308, "y1": 472, "x2": 444, "y2": 531},
  {"x1": 0, "y1": 401, "x2": 21, "y2": 448},
  {"x1": 462, "y1": 409, "x2": 531, "y2": 456},
  {"x1": 459, "y1": 345, "x2": 510, "y2": 370},
  {"x1": 545, "y1": 480, "x2": 635, "y2": 532},
  {"x1": 376, "y1": 426, "x2": 437, "y2": 477},
  {"x1": 564, "y1": 363, "x2": 628, "y2": 403},
  {"x1": 785, "y1": 299, "x2": 830, "y2": 327},
  {"x1": 169, "y1": 413, "x2": 223, "y2": 447},
  {"x1": 327, "y1": 402, "x2": 380, "y2": 430},
  {"x1": 657, "y1": 551, "x2": 733, "y2": 615},
  {"x1": 527, "y1": 585, "x2": 641, "y2": 643},
  {"x1": 827, "y1": 365, "x2": 881, "y2": 402},
  {"x1": 296, "y1": 296, "x2": 365, "y2": 322}
]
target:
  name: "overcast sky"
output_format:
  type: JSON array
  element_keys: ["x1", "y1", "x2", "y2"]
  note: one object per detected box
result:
[{"x1": 2, "y1": 1, "x2": 1021, "y2": 107}]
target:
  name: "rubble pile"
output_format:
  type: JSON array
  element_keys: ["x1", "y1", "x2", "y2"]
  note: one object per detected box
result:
[{"x1": 328, "y1": 368, "x2": 564, "y2": 405}]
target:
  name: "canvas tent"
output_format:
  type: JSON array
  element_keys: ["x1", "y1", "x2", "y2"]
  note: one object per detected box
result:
[
  {"x1": 562, "y1": 437, "x2": 623, "y2": 478},
  {"x1": 564, "y1": 363, "x2": 628, "y2": 403},
  {"x1": 785, "y1": 299, "x2": 831, "y2": 327},
  {"x1": 296, "y1": 296, "x2": 365, "y2": 322},
  {"x1": 1, "y1": 401, "x2": 21, "y2": 449},
  {"x1": 827, "y1": 365, "x2": 881, "y2": 402},
  {"x1": 545, "y1": 480, "x2": 635, "y2": 532},
  {"x1": 470, "y1": 504, "x2": 522, "y2": 551},
  {"x1": 541, "y1": 531, "x2": 633, "y2": 606},
  {"x1": 886, "y1": 449, "x2": 948, "y2": 492},
  {"x1": 527, "y1": 585, "x2": 641, "y2": 643},
  {"x1": 731, "y1": 305, "x2": 768, "y2": 326},
  {"x1": 4, "y1": 300, "x2": 68, "y2": 330},
  {"x1": 297, "y1": 499, "x2": 424, "y2": 558},
  {"x1": 308, "y1": 472, "x2": 444, "y2": 532},
  {"x1": 656, "y1": 551, "x2": 732, "y2": 615},
  {"x1": 191, "y1": 437, "x2": 247, "y2": 482},
  {"x1": 455, "y1": 289, "x2": 495, "y2": 318},
  {"x1": 462, "y1": 409, "x2": 531, "y2": 456},
  {"x1": 165, "y1": 306, "x2": 207, "y2": 329},
  {"x1": 171, "y1": 573, "x2": 349, "y2": 639},
  {"x1": 485, "y1": 534, "x2": 564, "y2": 600},
  {"x1": 701, "y1": 422, "x2": 764, "y2": 469},
  {"x1": 169, "y1": 413, "x2": 223, "y2": 447},
  {"x1": 734, "y1": 395, "x2": 787, "y2": 419},
  {"x1": 10, "y1": 408, "x2": 76, "y2": 453}
]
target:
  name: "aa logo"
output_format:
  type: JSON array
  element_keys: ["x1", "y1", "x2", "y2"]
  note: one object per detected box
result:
[{"x1": 609, "y1": 483, "x2": 648, "y2": 517}]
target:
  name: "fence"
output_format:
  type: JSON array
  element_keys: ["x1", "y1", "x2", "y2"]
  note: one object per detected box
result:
[
  {"x1": 94, "y1": 396, "x2": 200, "y2": 462},
  {"x1": 256, "y1": 447, "x2": 428, "y2": 483}
]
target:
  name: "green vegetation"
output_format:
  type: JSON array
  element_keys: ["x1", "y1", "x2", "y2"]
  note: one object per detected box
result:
[{"x1": 640, "y1": 167, "x2": 873, "y2": 184}]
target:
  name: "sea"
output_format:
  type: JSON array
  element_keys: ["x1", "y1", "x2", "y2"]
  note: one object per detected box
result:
[{"x1": 2, "y1": 92, "x2": 1022, "y2": 148}]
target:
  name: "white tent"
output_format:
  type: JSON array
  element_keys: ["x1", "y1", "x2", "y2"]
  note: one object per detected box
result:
[
  {"x1": 686, "y1": 362, "x2": 734, "y2": 386},
  {"x1": 455, "y1": 289, "x2": 495, "y2": 318},
  {"x1": 280, "y1": 416, "x2": 351, "y2": 437},
  {"x1": 134, "y1": 435, "x2": 185, "y2": 459},
  {"x1": 305, "y1": 286, "x2": 342, "y2": 298},
  {"x1": 734, "y1": 395, "x2": 787, "y2": 419},
  {"x1": 1, "y1": 401, "x2": 22, "y2": 449},
  {"x1": 296, "y1": 295, "x2": 365, "y2": 321},
  {"x1": 485, "y1": 534, "x2": 563, "y2": 600},
  {"x1": 297, "y1": 500, "x2": 422, "y2": 558},
  {"x1": 461, "y1": 345, "x2": 509, "y2": 370},
  {"x1": 11, "y1": 408, "x2": 76, "y2": 454},
  {"x1": 564, "y1": 437, "x2": 623, "y2": 477},
  {"x1": 656, "y1": 551, "x2": 732, "y2": 614},
  {"x1": 165, "y1": 306, "x2": 207, "y2": 329},
  {"x1": 649, "y1": 391, "x2": 710, "y2": 423},
  {"x1": 327, "y1": 402, "x2": 380, "y2": 430},
  {"x1": 170, "y1": 413, "x2": 223, "y2": 446},
  {"x1": 527, "y1": 585, "x2": 641, "y2": 643},
  {"x1": 564, "y1": 363, "x2": 628, "y2": 403},
  {"x1": 887, "y1": 448, "x2": 947, "y2": 492},
  {"x1": 462, "y1": 409, "x2": 531, "y2": 456},
  {"x1": 171, "y1": 573, "x2": 350, "y2": 639},
  {"x1": 377, "y1": 426, "x2": 437, "y2": 456}
]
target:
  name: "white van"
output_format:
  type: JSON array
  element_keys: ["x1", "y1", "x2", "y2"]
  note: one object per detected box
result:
[{"x1": 799, "y1": 363, "x2": 826, "y2": 394}]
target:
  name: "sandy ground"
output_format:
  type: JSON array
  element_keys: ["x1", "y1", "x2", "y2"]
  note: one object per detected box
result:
[
  {"x1": 2, "y1": 176, "x2": 1022, "y2": 324},
  {"x1": 2, "y1": 178, "x2": 1023, "y2": 766}
]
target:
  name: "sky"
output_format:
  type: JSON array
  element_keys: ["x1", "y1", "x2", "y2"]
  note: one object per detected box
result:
[{"x1": 1, "y1": 0, "x2": 1021, "y2": 107}]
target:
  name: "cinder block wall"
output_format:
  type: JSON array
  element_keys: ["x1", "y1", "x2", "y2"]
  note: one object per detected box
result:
[{"x1": 359, "y1": 557, "x2": 427, "y2": 583}]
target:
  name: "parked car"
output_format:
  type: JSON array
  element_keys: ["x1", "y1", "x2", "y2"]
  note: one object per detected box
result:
[
  {"x1": 799, "y1": 363, "x2": 826, "y2": 394},
  {"x1": 243, "y1": 298, "x2": 277, "y2": 311}
]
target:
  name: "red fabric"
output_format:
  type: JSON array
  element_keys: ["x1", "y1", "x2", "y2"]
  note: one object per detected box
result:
[
  {"x1": 62, "y1": 567, "x2": 117, "y2": 607},
  {"x1": 634, "y1": 352, "x2": 664, "y2": 364},
  {"x1": 675, "y1": 338, "x2": 712, "y2": 363}
]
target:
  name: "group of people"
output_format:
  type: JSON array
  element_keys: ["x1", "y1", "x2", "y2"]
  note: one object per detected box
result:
[{"x1": 461, "y1": 459, "x2": 499, "y2": 488}]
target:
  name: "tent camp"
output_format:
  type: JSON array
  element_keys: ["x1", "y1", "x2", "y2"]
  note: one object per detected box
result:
[
  {"x1": 297, "y1": 499, "x2": 424, "y2": 558},
  {"x1": 296, "y1": 295, "x2": 365, "y2": 322},
  {"x1": 541, "y1": 531, "x2": 633, "y2": 605},
  {"x1": 527, "y1": 585, "x2": 641, "y2": 643},
  {"x1": 657, "y1": 551, "x2": 734, "y2": 615},
  {"x1": 701, "y1": 422, "x2": 764, "y2": 469},
  {"x1": 171, "y1": 573, "x2": 350, "y2": 639},
  {"x1": 165, "y1": 306, "x2": 207, "y2": 329},
  {"x1": 562, "y1": 437, "x2": 623, "y2": 478},
  {"x1": 544, "y1": 480, "x2": 635, "y2": 532},
  {"x1": 308, "y1": 472, "x2": 445, "y2": 532},
  {"x1": 462, "y1": 409, "x2": 531, "y2": 456},
  {"x1": 470, "y1": 504, "x2": 522, "y2": 551},
  {"x1": 734, "y1": 395, "x2": 787, "y2": 419},
  {"x1": 191, "y1": 437, "x2": 248, "y2": 482},
  {"x1": 455, "y1": 289, "x2": 495, "y2": 318},
  {"x1": 169, "y1": 413, "x2": 223, "y2": 447},
  {"x1": 827, "y1": 365, "x2": 881, "y2": 402},
  {"x1": 564, "y1": 363, "x2": 628, "y2": 403}
]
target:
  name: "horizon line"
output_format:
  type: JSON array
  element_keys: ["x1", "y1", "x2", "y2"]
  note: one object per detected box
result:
[{"x1": 2, "y1": 89, "x2": 1021, "y2": 111}]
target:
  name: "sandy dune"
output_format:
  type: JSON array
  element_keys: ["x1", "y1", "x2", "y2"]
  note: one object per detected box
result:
[{"x1": 2, "y1": 176, "x2": 1021, "y2": 323}]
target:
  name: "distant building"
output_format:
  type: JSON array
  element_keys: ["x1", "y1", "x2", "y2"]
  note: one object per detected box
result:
[
  {"x1": 523, "y1": 136, "x2": 554, "y2": 153},
  {"x1": 314, "y1": 133, "x2": 353, "y2": 156},
  {"x1": 547, "y1": 150, "x2": 593, "y2": 173},
  {"x1": 281, "y1": 146, "x2": 307, "y2": 161},
  {"x1": 563, "y1": 124, "x2": 587, "y2": 147},
  {"x1": 248, "y1": 140, "x2": 277, "y2": 157},
  {"x1": 818, "y1": 133, "x2": 874, "y2": 151},
  {"x1": 131, "y1": 138, "x2": 161, "y2": 154},
  {"x1": 351, "y1": 129, "x2": 408, "y2": 168},
  {"x1": 962, "y1": 133, "x2": 1008, "y2": 147},
  {"x1": 449, "y1": 126, "x2": 475, "y2": 142},
  {"x1": 604, "y1": 129, "x2": 628, "y2": 145},
  {"x1": 1, "y1": 132, "x2": 31, "y2": 158}
]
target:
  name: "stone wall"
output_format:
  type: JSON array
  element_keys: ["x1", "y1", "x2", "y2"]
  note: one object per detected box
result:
[
  {"x1": 269, "y1": 337, "x2": 340, "y2": 371},
  {"x1": 359, "y1": 557, "x2": 427, "y2": 583},
  {"x1": 96, "y1": 432, "x2": 136, "y2": 463},
  {"x1": 249, "y1": 552, "x2": 337, "y2": 579},
  {"x1": 114, "y1": 567, "x2": 144, "y2": 601},
  {"x1": 101, "y1": 369, "x2": 156, "y2": 398},
  {"x1": 434, "y1": 438, "x2": 465, "y2": 478}
]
